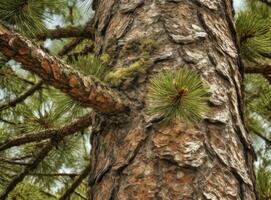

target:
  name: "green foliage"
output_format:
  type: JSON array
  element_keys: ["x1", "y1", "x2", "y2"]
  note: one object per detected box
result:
[
  {"x1": 0, "y1": 0, "x2": 63, "y2": 36},
  {"x1": 236, "y1": 10, "x2": 271, "y2": 64},
  {"x1": 257, "y1": 168, "x2": 271, "y2": 200},
  {"x1": 7, "y1": 182, "x2": 56, "y2": 200},
  {"x1": 256, "y1": 149, "x2": 271, "y2": 200},
  {"x1": 71, "y1": 54, "x2": 110, "y2": 81},
  {"x1": 147, "y1": 68, "x2": 209, "y2": 123}
]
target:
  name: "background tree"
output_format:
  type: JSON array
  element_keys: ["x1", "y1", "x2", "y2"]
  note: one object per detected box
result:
[{"x1": 0, "y1": 0, "x2": 270, "y2": 199}]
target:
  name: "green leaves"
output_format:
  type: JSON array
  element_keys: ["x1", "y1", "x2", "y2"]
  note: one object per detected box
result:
[
  {"x1": 0, "y1": 0, "x2": 62, "y2": 36},
  {"x1": 147, "y1": 68, "x2": 209, "y2": 123}
]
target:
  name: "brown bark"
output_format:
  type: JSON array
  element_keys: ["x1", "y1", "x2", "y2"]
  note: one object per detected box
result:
[
  {"x1": 88, "y1": 0, "x2": 257, "y2": 200},
  {"x1": 36, "y1": 26, "x2": 94, "y2": 40},
  {"x1": 0, "y1": 24, "x2": 128, "y2": 114}
]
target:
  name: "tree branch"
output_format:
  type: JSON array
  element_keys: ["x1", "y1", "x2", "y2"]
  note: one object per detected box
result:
[
  {"x1": 27, "y1": 173, "x2": 79, "y2": 178},
  {"x1": 59, "y1": 164, "x2": 90, "y2": 200},
  {"x1": 0, "y1": 80, "x2": 43, "y2": 111},
  {"x1": 253, "y1": 130, "x2": 271, "y2": 146},
  {"x1": 0, "y1": 158, "x2": 31, "y2": 166},
  {"x1": 58, "y1": 37, "x2": 84, "y2": 56},
  {"x1": 0, "y1": 24, "x2": 129, "y2": 114},
  {"x1": 259, "y1": 0, "x2": 271, "y2": 7},
  {"x1": 36, "y1": 26, "x2": 94, "y2": 41},
  {"x1": 0, "y1": 112, "x2": 93, "y2": 199},
  {"x1": 0, "y1": 117, "x2": 17, "y2": 125},
  {"x1": 57, "y1": 18, "x2": 95, "y2": 57},
  {"x1": 74, "y1": 191, "x2": 87, "y2": 200},
  {"x1": 67, "y1": 43, "x2": 95, "y2": 61},
  {"x1": 245, "y1": 64, "x2": 271, "y2": 84},
  {"x1": 0, "y1": 141, "x2": 54, "y2": 200},
  {"x1": 0, "y1": 112, "x2": 94, "y2": 151},
  {"x1": 245, "y1": 64, "x2": 271, "y2": 74}
]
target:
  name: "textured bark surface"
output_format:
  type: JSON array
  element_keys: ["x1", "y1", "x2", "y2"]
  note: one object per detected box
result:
[
  {"x1": 0, "y1": 24, "x2": 128, "y2": 114},
  {"x1": 88, "y1": 0, "x2": 257, "y2": 199}
]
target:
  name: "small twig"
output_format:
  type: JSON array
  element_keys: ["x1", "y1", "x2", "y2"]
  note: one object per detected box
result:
[
  {"x1": 254, "y1": 131, "x2": 271, "y2": 146},
  {"x1": 0, "y1": 117, "x2": 17, "y2": 125},
  {"x1": 0, "y1": 158, "x2": 30, "y2": 166},
  {"x1": 0, "y1": 141, "x2": 55, "y2": 200},
  {"x1": 0, "y1": 81, "x2": 43, "y2": 112},
  {"x1": 58, "y1": 38, "x2": 84, "y2": 56},
  {"x1": 0, "y1": 112, "x2": 94, "y2": 151},
  {"x1": 27, "y1": 173, "x2": 79, "y2": 178},
  {"x1": 74, "y1": 191, "x2": 87, "y2": 200},
  {"x1": 67, "y1": 43, "x2": 95, "y2": 61},
  {"x1": 58, "y1": 17, "x2": 95, "y2": 57},
  {"x1": 59, "y1": 164, "x2": 90, "y2": 200}
]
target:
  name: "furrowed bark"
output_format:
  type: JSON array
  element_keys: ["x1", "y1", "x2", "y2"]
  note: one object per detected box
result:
[
  {"x1": 0, "y1": 112, "x2": 94, "y2": 151},
  {"x1": 88, "y1": 0, "x2": 257, "y2": 200},
  {"x1": 0, "y1": 24, "x2": 128, "y2": 114}
]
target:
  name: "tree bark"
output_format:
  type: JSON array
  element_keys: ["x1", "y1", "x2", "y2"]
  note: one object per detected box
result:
[
  {"x1": 0, "y1": 24, "x2": 128, "y2": 114},
  {"x1": 88, "y1": 0, "x2": 257, "y2": 200}
]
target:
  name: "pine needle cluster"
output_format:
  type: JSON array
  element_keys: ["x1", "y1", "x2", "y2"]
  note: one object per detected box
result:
[
  {"x1": 70, "y1": 54, "x2": 109, "y2": 81},
  {"x1": 0, "y1": 0, "x2": 63, "y2": 36},
  {"x1": 236, "y1": 2, "x2": 271, "y2": 64},
  {"x1": 147, "y1": 68, "x2": 209, "y2": 123}
]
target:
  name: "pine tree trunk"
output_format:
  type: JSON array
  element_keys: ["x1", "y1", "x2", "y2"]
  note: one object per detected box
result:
[{"x1": 88, "y1": 0, "x2": 257, "y2": 199}]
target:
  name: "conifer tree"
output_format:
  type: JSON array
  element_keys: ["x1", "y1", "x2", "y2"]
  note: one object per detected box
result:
[{"x1": 0, "y1": 0, "x2": 270, "y2": 199}]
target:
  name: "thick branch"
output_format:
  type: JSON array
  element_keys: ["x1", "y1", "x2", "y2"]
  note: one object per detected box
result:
[
  {"x1": 59, "y1": 164, "x2": 90, "y2": 200},
  {"x1": 0, "y1": 81, "x2": 43, "y2": 111},
  {"x1": 0, "y1": 24, "x2": 128, "y2": 114},
  {"x1": 0, "y1": 112, "x2": 94, "y2": 151},
  {"x1": 0, "y1": 141, "x2": 54, "y2": 200},
  {"x1": 36, "y1": 26, "x2": 94, "y2": 40},
  {"x1": 245, "y1": 64, "x2": 271, "y2": 74}
]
